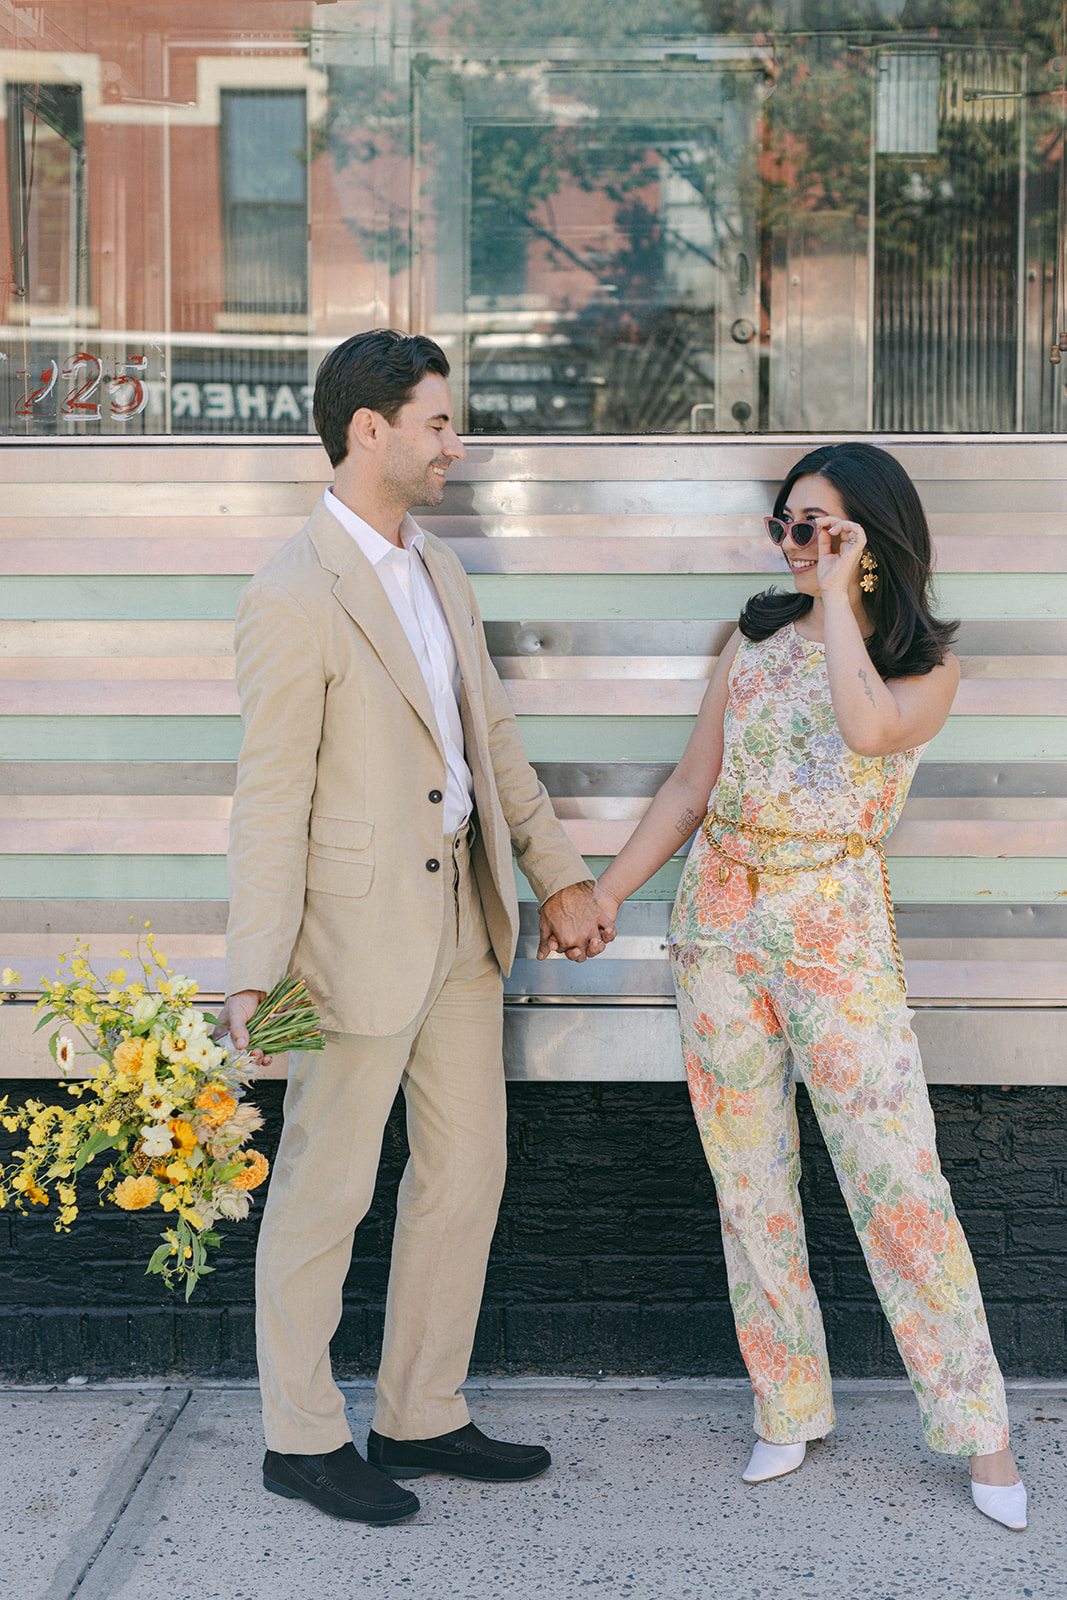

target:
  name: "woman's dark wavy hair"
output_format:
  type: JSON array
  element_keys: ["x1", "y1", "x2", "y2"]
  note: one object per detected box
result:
[{"x1": 739, "y1": 442, "x2": 957, "y2": 679}]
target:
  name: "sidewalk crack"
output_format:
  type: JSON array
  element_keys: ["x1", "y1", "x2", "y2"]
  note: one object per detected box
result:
[{"x1": 56, "y1": 1387, "x2": 191, "y2": 1600}]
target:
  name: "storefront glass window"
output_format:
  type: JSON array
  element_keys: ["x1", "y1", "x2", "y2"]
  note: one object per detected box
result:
[{"x1": 2, "y1": 0, "x2": 1064, "y2": 435}]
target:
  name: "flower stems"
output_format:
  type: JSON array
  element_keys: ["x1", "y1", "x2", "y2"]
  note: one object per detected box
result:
[{"x1": 246, "y1": 976, "x2": 325, "y2": 1055}]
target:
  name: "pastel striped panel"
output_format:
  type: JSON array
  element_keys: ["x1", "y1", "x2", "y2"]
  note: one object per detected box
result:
[{"x1": 1, "y1": 438, "x2": 1064, "y2": 1084}]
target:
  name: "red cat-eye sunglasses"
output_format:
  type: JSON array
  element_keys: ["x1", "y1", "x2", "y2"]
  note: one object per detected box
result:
[{"x1": 763, "y1": 516, "x2": 819, "y2": 547}]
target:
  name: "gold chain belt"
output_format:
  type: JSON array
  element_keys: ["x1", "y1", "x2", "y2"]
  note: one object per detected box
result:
[{"x1": 701, "y1": 810, "x2": 906, "y2": 994}]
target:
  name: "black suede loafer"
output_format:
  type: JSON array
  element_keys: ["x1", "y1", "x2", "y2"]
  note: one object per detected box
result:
[
  {"x1": 367, "y1": 1421, "x2": 551, "y2": 1482},
  {"x1": 263, "y1": 1441, "x2": 420, "y2": 1524}
]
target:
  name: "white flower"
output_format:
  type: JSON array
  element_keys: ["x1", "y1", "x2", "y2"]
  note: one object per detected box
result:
[
  {"x1": 141, "y1": 1095, "x2": 175, "y2": 1121},
  {"x1": 139, "y1": 1123, "x2": 174, "y2": 1157},
  {"x1": 179, "y1": 1007, "x2": 208, "y2": 1038},
  {"x1": 131, "y1": 996, "x2": 162, "y2": 1027},
  {"x1": 217, "y1": 1189, "x2": 252, "y2": 1221},
  {"x1": 56, "y1": 1036, "x2": 75, "y2": 1075}
]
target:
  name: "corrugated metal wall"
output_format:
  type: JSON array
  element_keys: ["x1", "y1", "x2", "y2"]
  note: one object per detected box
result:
[{"x1": 1, "y1": 437, "x2": 1064, "y2": 1082}]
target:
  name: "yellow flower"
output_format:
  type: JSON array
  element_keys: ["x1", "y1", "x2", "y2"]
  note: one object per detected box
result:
[
  {"x1": 165, "y1": 1159, "x2": 190, "y2": 1183},
  {"x1": 2, "y1": 968, "x2": 19, "y2": 987},
  {"x1": 168, "y1": 1118, "x2": 198, "y2": 1155},
  {"x1": 180, "y1": 1207, "x2": 205, "y2": 1229},
  {"x1": 232, "y1": 1150, "x2": 269, "y2": 1191},
  {"x1": 112, "y1": 1038, "x2": 149, "y2": 1076},
  {"x1": 160, "y1": 1190, "x2": 179, "y2": 1212},
  {"x1": 112, "y1": 1176, "x2": 159, "y2": 1211}
]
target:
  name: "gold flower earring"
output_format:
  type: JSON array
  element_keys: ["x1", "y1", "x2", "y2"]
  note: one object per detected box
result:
[{"x1": 860, "y1": 551, "x2": 879, "y2": 592}]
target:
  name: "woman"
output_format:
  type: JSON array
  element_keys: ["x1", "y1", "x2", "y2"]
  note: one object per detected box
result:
[{"x1": 593, "y1": 443, "x2": 1026, "y2": 1529}]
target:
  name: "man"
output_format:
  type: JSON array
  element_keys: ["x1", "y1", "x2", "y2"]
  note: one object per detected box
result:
[{"x1": 215, "y1": 330, "x2": 611, "y2": 1527}]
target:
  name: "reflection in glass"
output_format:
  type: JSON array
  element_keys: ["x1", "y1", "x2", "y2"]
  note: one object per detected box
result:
[{"x1": 1, "y1": 0, "x2": 1066, "y2": 435}]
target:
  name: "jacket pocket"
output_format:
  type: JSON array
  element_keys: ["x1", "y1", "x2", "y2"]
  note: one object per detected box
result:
[
  {"x1": 307, "y1": 814, "x2": 374, "y2": 896},
  {"x1": 306, "y1": 851, "x2": 373, "y2": 898},
  {"x1": 309, "y1": 814, "x2": 373, "y2": 850},
  {"x1": 309, "y1": 814, "x2": 374, "y2": 850}
]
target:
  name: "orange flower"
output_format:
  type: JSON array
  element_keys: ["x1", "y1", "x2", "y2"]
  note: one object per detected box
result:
[
  {"x1": 748, "y1": 988, "x2": 780, "y2": 1038},
  {"x1": 867, "y1": 1197, "x2": 949, "y2": 1282},
  {"x1": 737, "y1": 1320, "x2": 790, "y2": 1386},
  {"x1": 894, "y1": 1311, "x2": 944, "y2": 1375},
  {"x1": 194, "y1": 1085, "x2": 237, "y2": 1127},
  {"x1": 112, "y1": 1038, "x2": 146, "y2": 1075},
  {"x1": 807, "y1": 1034, "x2": 862, "y2": 1095},
  {"x1": 231, "y1": 1150, "x2": 269, "y2": 1191},
  {"x1": 113, "y1": 1176, "x2": 159, "y2": 1210},
  {"x1": 792, "y1": 905, "x2": 845, "y2": 960}
]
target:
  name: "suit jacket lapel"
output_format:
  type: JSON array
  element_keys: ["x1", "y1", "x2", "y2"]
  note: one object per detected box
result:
[
  {"x1": 419, "y1": 535, "x2": 480, "y2": 693},
  {"x1": 307, "y1": 498, "x2": 442, "y2": 752}
]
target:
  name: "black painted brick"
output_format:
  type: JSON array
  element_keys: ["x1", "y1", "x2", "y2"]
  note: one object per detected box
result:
[{"x1": 1, "y1": 1081, "x2": 1066, "y2": 1379}]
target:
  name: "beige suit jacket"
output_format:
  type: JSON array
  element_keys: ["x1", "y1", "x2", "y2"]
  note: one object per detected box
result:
[{"x1": 225, "y1": 495, "x2": 590, "y2": 1035}]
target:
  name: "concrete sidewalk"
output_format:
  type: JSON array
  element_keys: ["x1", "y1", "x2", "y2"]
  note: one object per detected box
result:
[{"x1": 4, "y1": 1379, "x2": 1065, "y2": 1600}]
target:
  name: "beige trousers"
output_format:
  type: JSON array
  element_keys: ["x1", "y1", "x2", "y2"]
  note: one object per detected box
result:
[{"x1": 256, "y1": 826, "x2": 506, "y2": 1453}]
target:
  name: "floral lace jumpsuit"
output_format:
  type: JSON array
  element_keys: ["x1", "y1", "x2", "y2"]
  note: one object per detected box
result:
[{"x1": 668, "y1": 625, "x2": 1009, "y2": 1454}]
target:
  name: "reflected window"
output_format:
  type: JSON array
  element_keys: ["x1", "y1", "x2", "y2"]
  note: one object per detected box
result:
[
  {"x1": 220, "y1": 90, "x2": 308, "y2": 327},
  {"x1": 6, "y1": 82, "x2": 89, "y2": 322}
]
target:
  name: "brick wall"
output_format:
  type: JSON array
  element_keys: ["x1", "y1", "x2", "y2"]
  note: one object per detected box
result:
[{"x1": 2, "y1": 1083, "x2": 1065, "y2": 1379}]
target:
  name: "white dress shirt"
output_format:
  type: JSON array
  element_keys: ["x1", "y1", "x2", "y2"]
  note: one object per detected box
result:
[{"x1": 324, "y1": 487, "x2": 474, "y2": 832}]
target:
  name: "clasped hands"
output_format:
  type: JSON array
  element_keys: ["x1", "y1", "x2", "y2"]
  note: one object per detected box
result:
[{"x1": 537, "y1": 882, "x2": 618, "y2": 963}]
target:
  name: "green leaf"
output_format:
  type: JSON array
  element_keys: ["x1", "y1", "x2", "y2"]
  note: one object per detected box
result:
[
  {"x1": 33, "y1": 1012, "x2": 57, "y2": 1033},
  {"x1": 72, "y1": 1128, "x2": 124, "y2": 1172},
  {"x1": 146, "y1": 1243, "x2": 171, "y2": 1274}
]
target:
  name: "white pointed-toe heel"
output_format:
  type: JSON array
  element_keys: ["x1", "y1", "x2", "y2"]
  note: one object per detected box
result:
[
  {"x1": 971, "y1": 1477, "x2": 1027, "y2": 1531},
  {"x1": 742, "y1": 1438, "x2": 807, "y2": 1484}
]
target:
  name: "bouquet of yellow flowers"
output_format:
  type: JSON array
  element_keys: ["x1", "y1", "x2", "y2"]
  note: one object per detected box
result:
[{"x1": 0, "y1": 930, "x2": 323, "y2": 1298}]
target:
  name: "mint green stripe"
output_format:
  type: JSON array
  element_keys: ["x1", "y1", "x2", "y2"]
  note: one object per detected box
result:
[
  {"x1": 6, "y1": 571, "x2": 1065, "y2": 622},
  {"x1": 0, "y1": 857, "x2": 227, "y2": 898},
  {"x1": 3, "y1": 851, "x2": 1060, "y2": 903},
  {"x1": 0, "y1": 718, "x2": 243, "y2": 761},
  {"x1": 925, "y1": 718, "x2": 1067, "y2": 761},
  {"x1": 469, "y1": 573, "x2": 1067, "y2": 621},
  {"x1": 517, "y1": 858, "x2": 1067, "y2": 902},
  {"x1": 2, "y1": 712, "x2": 1064, "y2": 764},
  {"x1": 2, "y1": 576, "x2": 249, "y2": 621},
  {"x1": 513, "y1": 716, "x2": 1067, "y2": 763}
]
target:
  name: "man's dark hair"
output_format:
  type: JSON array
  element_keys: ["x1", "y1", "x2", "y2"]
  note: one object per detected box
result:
[{"x1": 313, "y1": 329, "x2": 451, "y2": 467}]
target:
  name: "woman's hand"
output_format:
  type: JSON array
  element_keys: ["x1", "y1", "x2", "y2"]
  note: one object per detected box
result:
[
  {"x1": 593, "y1": 883, "x2": 622, "y2": 930},
  {"x1": 814, "y1": 515, "x2": 867, "y2": 599}
]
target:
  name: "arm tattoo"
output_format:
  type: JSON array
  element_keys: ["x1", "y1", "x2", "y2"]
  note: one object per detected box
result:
[
  {"x1": 857, "y1": 667, "x2": 877, "y2": 707},
  {"x1": 675, "y1": 806, "x2": 699, "y2": 838}
]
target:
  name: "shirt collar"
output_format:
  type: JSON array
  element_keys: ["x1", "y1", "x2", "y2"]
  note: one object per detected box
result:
[{"x1": 324, "y1": 487, "x2": 424, "y2": 566}]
